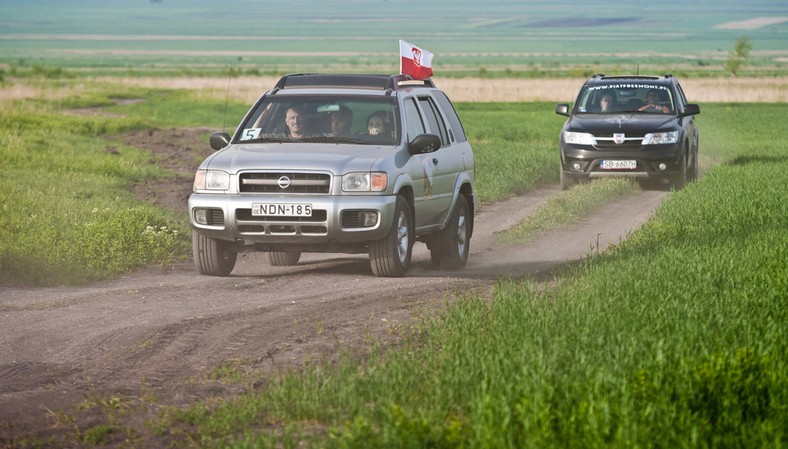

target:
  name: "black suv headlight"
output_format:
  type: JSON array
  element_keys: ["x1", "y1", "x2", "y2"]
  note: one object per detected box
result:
[
  {"x1": 563, "y1": 131, "x2": 596, "y2": 145},
  {"x1": 642, "y1": 131, "x2": 678, "y2": 145}
]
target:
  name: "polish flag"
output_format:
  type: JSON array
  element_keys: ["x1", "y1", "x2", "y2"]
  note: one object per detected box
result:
[{"x1": 399, "y1": 40, "x2": 433, "y2": 80}]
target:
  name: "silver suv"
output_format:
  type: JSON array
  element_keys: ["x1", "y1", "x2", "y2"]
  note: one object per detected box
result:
[{"x1": 189, "y1": 74, "x2": 476, "y2": 277}]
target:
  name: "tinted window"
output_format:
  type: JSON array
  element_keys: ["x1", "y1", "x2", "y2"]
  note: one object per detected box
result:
[
  {"x1": 575, "y1": 83, "x2": 675, "y2": 114},
  {"x1": 432, "y1": 91, "x2": 467, "y2": 142},
  {"x1": 676, "y1": 83, "x2": 689, "y2": 110},
  {"x1": 419, "y1": 97, "x2": 449, "y2": 147}
]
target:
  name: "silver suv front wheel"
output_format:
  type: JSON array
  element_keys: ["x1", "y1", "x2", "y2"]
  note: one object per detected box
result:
[
  {"x1": 369, "y1": 196, "x2": 413, "y2": 277},
  {"x1": 192, "y1": 231, "x2": 238, "y2": 276}
]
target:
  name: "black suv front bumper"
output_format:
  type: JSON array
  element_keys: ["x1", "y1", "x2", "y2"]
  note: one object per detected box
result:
[{"x1": 560, "y1": 143, "x2": 683, "y2": 180}]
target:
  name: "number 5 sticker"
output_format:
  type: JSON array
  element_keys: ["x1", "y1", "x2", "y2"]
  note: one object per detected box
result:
[{"x1": 240, "y1": 128, "x2": 261, "y2": 141}]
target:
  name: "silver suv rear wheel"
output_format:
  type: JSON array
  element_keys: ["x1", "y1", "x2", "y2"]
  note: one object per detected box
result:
[{"x1": 430, "y1": 194, "x2": 470, "y2": 269}]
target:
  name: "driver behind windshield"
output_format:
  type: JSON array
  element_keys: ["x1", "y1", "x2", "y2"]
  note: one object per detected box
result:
[
  {"x1": 285, "y1": 106, "x2": 308, "y2": 138},
  {"x1": 639, "y1": 89, "x2": 670, "y2": 113}
]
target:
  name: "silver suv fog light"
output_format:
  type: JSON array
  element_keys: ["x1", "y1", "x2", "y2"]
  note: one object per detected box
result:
[
  {"x1": 194, "y1": 208, "x2": 209, "y2": 225},
  {"x1": 572, "y1": 162, "x2": 582, "y2": 171},
  {"x1": 341, "y1": 210, "x2": 379, "y2": 228},
  {"x1": 361, "y1": 211, "x2": 378, "y2": 227},
  {"x1": 658, "y1": 163, "x2": 668, "y2": 171},
  {"x1": 194, "y1": 208, "x2": 223, "y2": 226}
]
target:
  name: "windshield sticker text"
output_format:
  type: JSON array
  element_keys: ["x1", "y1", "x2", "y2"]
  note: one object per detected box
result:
[
  {"x1": 240, "y1": 128, "x2": 262, "y2": 141},
  {"x1": 587, "y1": 84, "x2": 669, "y2": 92}
]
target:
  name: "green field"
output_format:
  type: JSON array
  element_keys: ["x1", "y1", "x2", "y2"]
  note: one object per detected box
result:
[
  {"x1": 1, "y1": 2, "x2": 787, "y2": 445},
  {"x1": 1, "y1": 73, "x2": 786, "y2": 446},
  {"x1": 1, "y1": 0, "x2": 786, "y2": 77}
]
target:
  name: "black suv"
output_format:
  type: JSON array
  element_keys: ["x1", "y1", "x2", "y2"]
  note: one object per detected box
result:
[{"x1": 555, "y1": 74, "x2": 700, "y2": 190}]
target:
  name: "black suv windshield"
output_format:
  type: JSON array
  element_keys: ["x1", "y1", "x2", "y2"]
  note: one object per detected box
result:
[
  {"x1": 574, "y1": 83, "x2": 675, "y2": 114},
  {"x1": 237, "y1": 95, "x2": 400, "y2": 145}
]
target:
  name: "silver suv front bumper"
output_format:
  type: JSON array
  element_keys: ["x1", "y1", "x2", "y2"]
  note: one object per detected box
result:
[{"x1": 189, "y1": 193, "x2": 397, "y2": 245}]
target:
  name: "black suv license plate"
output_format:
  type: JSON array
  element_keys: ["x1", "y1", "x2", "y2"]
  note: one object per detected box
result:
[{"x1": 600, "y1": 160, "x2": 636, "y2": 170}]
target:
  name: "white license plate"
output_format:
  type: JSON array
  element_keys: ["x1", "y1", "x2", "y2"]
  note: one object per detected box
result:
[
  {"x1": 251, "y1": 203, "x2": 312, "y2": 217},
  {"x1": 600, "y1": 160, "x2": 637, "y2": 170}
]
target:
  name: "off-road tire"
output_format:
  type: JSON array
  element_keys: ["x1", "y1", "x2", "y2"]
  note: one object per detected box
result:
[
  {"x1": 192, "y1": 231, "x2": 237, "y2": 276},
  {"x1": 369, "y1": 196, "x2": 413, "y2": 277},
  {"x1": 688, "y1": 143, "x2": 699, "y2": 183},
  {"x1": 266, "y1": 251, "x2": 302, "y2": 266},
  {"x1": 560, "y1": 164, "x2": 579, "y2": 191},
  {"x1": 430, "y1": 194, "x2": 471, "y2": 270},
  {"x1": 670, "y1": 149, "x2": 688, "y2": 190}
]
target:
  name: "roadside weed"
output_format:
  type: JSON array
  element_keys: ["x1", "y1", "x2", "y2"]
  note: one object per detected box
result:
[{"x1": 0, "y1": 87, "x2": 191, "y2": 285}]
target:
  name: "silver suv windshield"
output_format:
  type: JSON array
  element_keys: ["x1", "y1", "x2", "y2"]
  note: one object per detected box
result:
[
  {"x1": 574, "y1": 84, "x2": 675, "y2": 114},
  {"x1": 237, "y1": 95, "x2": 400, "y2": 145}
]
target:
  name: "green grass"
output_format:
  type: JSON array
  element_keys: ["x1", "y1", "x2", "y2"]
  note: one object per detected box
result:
[
  {"x1": 460, "y1": 102, "x2": 565, "y2": 203},
  {"x1": 0, "y1": 86, "x2": 197, "y2": 286},
  {"x1": 148, "y1": 103, "x2": 787, "y2": 448}
]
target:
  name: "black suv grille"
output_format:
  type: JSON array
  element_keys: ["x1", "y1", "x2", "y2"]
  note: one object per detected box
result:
[
  {"x1": 239, "y1": 172, "x2": 331, "y2": 194},
  {"x1": 593, "y1": 132, "x2": 646, "y2": 150}
]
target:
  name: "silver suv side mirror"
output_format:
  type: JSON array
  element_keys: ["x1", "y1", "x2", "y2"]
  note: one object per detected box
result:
[
  {"x1": 210, "y1": 132, "x2": 231, "y2": 151},
  {"x1": 408, "y1": 133, "x2": 441, "y2": 155}
]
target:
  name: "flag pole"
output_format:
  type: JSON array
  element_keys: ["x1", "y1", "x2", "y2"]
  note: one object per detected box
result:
[{"x1": 398, "y1": 40, "x2": 403, "y2": 75}]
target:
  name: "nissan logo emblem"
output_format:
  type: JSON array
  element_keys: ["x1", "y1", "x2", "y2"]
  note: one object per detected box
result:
[{"x1": 277, "y1": 176, "x2": 292, "y2": 189}]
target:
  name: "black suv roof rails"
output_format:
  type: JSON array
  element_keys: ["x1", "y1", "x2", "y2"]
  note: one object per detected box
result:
[
  {"x1": 273, "y1": 74, "x2": 435, "y2": 91},
  {"x1": 596, "y1": 75, "x2": 661, "y2": 81}
]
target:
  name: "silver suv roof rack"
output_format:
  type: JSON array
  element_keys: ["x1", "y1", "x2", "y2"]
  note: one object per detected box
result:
[{"x1": 274, "y1": 74, "x2": 435, "y2": 91}]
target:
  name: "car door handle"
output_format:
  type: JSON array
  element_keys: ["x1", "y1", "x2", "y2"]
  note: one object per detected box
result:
[{"x1": 432, "y1": 158, "x2": 438, "y2": 166}]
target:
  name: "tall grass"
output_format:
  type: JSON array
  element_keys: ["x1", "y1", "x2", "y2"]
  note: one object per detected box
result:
[
  {"x1": 459, "y1": 102, "x2": 565, "y2": 203},
  {"x1": 0, "y1": 89, "x2": 193, "y2": 286},
  {"x1": 157, "y1": 103, "x2": 787, "y2": 447}
]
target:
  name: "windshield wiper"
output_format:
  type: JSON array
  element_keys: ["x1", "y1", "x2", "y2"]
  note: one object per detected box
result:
[
  {"x1": 250, "y1": 137, "x2": 291, "y2": 143},
  {"x1": 298, "y1": 136, "x2": 366, "y2": 144}
]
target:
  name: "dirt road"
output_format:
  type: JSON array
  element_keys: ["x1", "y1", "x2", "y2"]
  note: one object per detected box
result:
[{"x1": 0, "y1": 128, "x2": 668, "y2": 446}]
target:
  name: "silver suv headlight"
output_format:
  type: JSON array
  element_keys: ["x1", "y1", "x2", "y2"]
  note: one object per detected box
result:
[
  {"x1": 193, "y1": 169, "x2": 230, "y2": 192},
  {"x1": 342, "y1": 172, "x2": 388, "y2": 192},
  {"x1": 642, "y1": 131, "x2": 678, "y2": 145},
  {"x1": 563, "y1": 131, "x2": 597, "y2": 145}
]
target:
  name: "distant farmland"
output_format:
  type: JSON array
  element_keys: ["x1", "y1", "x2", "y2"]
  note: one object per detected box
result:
[{"x1": 1, "y1": 0, "x2": 786, "y2": 78}]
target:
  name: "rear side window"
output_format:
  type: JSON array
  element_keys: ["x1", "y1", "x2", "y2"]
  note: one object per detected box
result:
[
  {"x1": 676, "y1": 83, "x2": 689, "y2": 110},
  {"x1": 419, "y1": 97, "x2": 449, "y2": 147},
  {"x1": 432, "y1": 91, "x2": 467, "y2": 143}
]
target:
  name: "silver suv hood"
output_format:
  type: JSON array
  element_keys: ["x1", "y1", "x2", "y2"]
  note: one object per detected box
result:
[{"x1": 203, "y1": 142, "x2": 398, "y2": 174}]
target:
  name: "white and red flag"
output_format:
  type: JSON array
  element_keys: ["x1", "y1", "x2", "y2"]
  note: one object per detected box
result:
[{"x1": 399, "y1": 40, "x2": 433, "y2": 80}]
